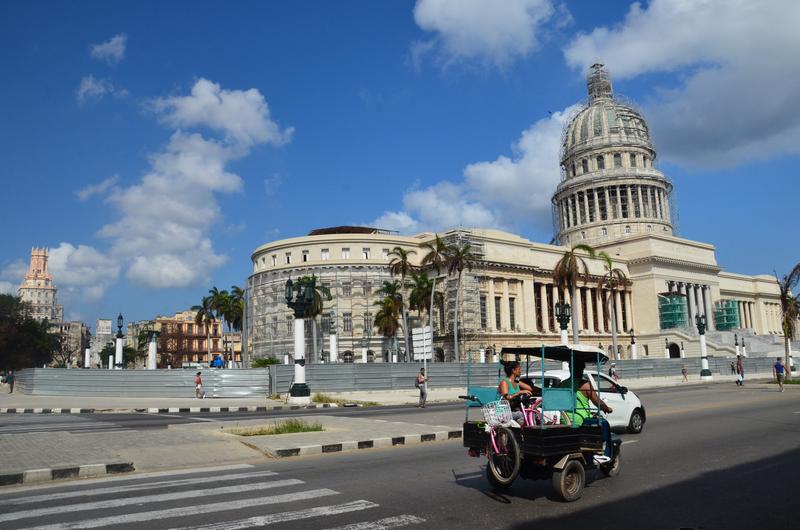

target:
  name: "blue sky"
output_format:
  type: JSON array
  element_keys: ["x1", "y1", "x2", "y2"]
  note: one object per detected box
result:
[{"x1": 1, "y1": 0, "x2": 798, "y2": 329}]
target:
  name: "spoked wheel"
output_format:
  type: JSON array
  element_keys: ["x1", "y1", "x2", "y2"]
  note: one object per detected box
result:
[
  {"x1": 600, "y1": 450, "x2": 621, "y2": 477},
  {"x1": 486, "y1": 426, "x2": 521, "y2": 489},
  {"x1": 552, "y1": 459, "x2": 586, "y2": 502}
]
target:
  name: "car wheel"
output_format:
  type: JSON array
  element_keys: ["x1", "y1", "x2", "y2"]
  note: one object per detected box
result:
[
  {"x1": 601, "y1": 451, "x2": 621, "y2": 477},
  {"x1": 627, "y1": 408, "x2": 644, "y2": 434}
]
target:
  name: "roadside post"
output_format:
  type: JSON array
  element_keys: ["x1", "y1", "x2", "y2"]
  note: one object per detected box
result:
[
  {"x1": 285, "y1": 277, "x2": 315, "y2": 405},
  {"x1": 114, "y1": 313, "x2": 124, "y2": 369},
  {"x1": 697, "y1": 314, "x2": 713, "y2": 381}
]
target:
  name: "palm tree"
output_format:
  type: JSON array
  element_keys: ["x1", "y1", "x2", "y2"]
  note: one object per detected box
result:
[
  {"x1": 388, "y1": 247, "x2": 416, "y2": 362},
  {"x1": 300, "y1": 275, "x2": 332, "y2": 363},
  {"x1": 228, "y1": 285, "x2": 245, "y2": 333},
  {"x1": 553, "y1": 244, "x2": 596, "y2": 344},
  {"x1": 597, "y1": 251, "x2": 628, "y2": 360},
  {"x1": 444, "y1": 241, "x2": 479, "y2": 362},
  {"x1": 776, "y1": 264, "x2": 800, "y2": 379},
  {"x1": 192, "y1": 295, "x2": 215, "y2": 362},
  {"x1": 421, "y1": 235, "x2": 448, "y2": 358},
  {"x1": 208, "y1": 287, "x2": 231, "y2": 333},
  {"x1": 373, "y1": 295, "x2": 401, "y2": 354}
]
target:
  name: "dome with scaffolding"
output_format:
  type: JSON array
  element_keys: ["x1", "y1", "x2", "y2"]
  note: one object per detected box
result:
[{"x1": 551, "y1": 64, "x2": 674, "y2": 246}]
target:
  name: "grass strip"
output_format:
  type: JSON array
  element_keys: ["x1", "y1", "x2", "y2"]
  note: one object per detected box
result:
[{"x1": 227, "y1": 419, "x2": 324, "y2": 436}]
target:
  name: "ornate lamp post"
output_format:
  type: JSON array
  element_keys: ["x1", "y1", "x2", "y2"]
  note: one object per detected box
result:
[
  {"x1": 554, "y1": 302, "x2": 571, "y2": 346},
  {"x1": 664, "y1": 337, "x2": 670, "y2": 359},
  {"x1": 285, "y1": 277, "x2": 315, "y2": 404},
  {"x1": 328, "y1": 310, "x2": 338, "y2": 363},
  {"x1": 697, "y1": 313, "x2": 712, "y2": 381},
  {"x1": 115, "y1": 313, "x2": 124, "y2": 369},
  {"x1": 741, "y1": 337, "x2": 747, "y2": 358},
  {"x1": 147, "y1": 329, "x2": 159, "y2": 370},
  {"x1": 629, "y1": 329, "x2": 638, "y2": 360},
  {"x1": 734, "y1": 333, "x2": 740, "y2": 357}
]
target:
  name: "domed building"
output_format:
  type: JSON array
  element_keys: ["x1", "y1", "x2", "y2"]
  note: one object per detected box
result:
[
  {"x1": 554, "y1": 64, "x2": 673, "y2": 245},
  {"x1": 244, "y1": 65, "x2": 793, "y2": 369}
]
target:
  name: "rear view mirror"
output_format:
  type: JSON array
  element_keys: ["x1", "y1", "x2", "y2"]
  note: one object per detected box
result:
[{"x1": 619, "y1": 386, "x2": 628, "y2": 395}]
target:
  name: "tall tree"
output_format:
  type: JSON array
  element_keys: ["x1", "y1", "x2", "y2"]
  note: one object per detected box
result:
[
  {"x1": 208, "y1": 287, "x2": 231, "y2": 333},
  {"x1": 597, "y1": 251, "x2": 628, "y2": 360},
  {"x1": 444, "y1": 241, "x2": 479, "y2": 362},
  {"x1": 553, "y1": 244, "x2": 595, "y2": 344},
  {"x1": 373, "y1": 294, "x2": 401, "y2": 354},
  {"x1": 0, "y1": 295, "x2": 57, "y2": 370},
  {"x1": 228, "y1": 285, "x2": 245, "y2": 332},
  {"x1": 388, "y1": 247, "x2": 416, "y2": 362},
  {"x1": 409, "y1": 270, "x2": 434, "y2": 320},
  {"x1": 777, "y1": 263, "x2": 800, "y2": 380},
  {"x1": 192, "y1": 295, "x2": 215, "y2": 362},
  {"x1": 421, "y1": 235, "x2": 448, "y2": 359}
]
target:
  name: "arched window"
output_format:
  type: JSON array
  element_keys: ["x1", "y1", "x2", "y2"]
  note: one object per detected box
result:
[
  {"x1": 596, "y1": 155, "x2": 605, "y2": 170},
  {"x1": 581, "y1": 231, "x2": 586, "y2": 240},
  {"x1": 643, "y1": 155, "x2": 650, "y2": 168},
  {"x1": 613, "y1": 153, "x2": 622, "y2": 168},
  {"x1": 647, "y1": 225, "x2": 652, "y2": 231},
  {"x1": 572, "y1": 163, "x2": 576, "y2": 176},
  {"x1": 629, "y1": 153, "x2": 637, "y2": 168},
  {"x1": 624, "y1": 225, "x2": 631, "y2": 234},
  {"x1": 581, "y1": 159, "x2": 589, "y2": 173},
  {"x1": 601, "y1": 227, "x2": 608, "y2": 236}
]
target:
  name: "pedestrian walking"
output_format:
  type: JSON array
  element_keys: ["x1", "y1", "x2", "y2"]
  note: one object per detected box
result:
[
  {"x1": 735, "y1": 355, "x2": 744, "y2": 386},
  {"x1": 415, "y1": 368, "x2": 428, "y2": 408},
  {"x1": 773, "y1": 357, "x2": 786, "y2": 392},
  {"x1": 608, "y1": 363, "x2": 620, "y2": 382},
  {"x1": 195, "y1": 371, "x2": 205, "y2": 399},
  {"x1": 681, "y1": 364, "x2": 688, "y2": 383},
  {"x1": 5, "y1": 370, "x2": 14, "y2": 393},
  {"x1": 730, "y1": 361, "x2": 736, "y2": 375}
]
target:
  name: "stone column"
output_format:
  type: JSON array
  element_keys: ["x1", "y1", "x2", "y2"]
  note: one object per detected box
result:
[
  {"x1": 604, "y1": 187, "x2": 612, "y2": 220},
  {"x1": 567, "y1": 197, "x2": 574, "y2": 228},
  {"x1": 663, "y1": 190, "x2": 671, "y2": 222},
  {"x1": 655, "y1": 188, "x2": 663, "y2": 219},
  {"x1": 502, "y1": 280, "x2": 511, "y2": 330},
  {"x1": 626, "y1": 290, "x2": 635, "y2": 331},
  {"x1": 593, "y1": 188, "x2": 601, "y2": 222},
  {"x1": 748, "y1": 302, "x2": 755, "y2": 331},
  {"x1": 738, "y1": 301, "x2": 745, "y2": 328},
  {"x1": 539, "y1": 283, "x2": 550, "y2": 333},
  {"x1": 687, "y1": 283, "x2": 697, "y2": 324},
  {"x1": 573, "y1": 287, "x2": 583, "y2": 331},
  {"x1": 616, "y1": 186, "x2": 623, "y2": 219},
  {"x1": 487, "y1": 278, "x2": 496, "y2": 330},
  {"x1": 636, "y1": 185, "x2": 644, "y2": 218},
  {"x1": 614, "y1": 290, "x2": 623, "y2": 331},
  {"x1": 586, "y1": 287, "x2": 595, "y2": 333},
  {"x1": 582, "y1": 192, "x2": 590, "y2": 224},
  {"x1": 522, "y1": 279, "x2": 536, "y2": 332},
  {"x1": 704, "y1": 286, "x2": 715, "y2": 331},
  {"x1": 626, "y1": 185, "x2": 634, "y2": 219}
]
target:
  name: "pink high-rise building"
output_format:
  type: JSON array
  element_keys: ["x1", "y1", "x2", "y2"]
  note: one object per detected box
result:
[{"x1": 18, "y1": 247, "x2": 63, "y2": 322}]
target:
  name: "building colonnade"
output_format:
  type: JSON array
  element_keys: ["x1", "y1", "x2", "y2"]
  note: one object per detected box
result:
[
  {"x1": 558, "y1": 183, "x2": 670, "y2": 231},
  {"x1": 666, "y1": 281, "x2": 715, "y2": 332}
]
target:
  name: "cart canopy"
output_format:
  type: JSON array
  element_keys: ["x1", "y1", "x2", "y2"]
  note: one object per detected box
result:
[{"x1": 500, "y1": 344, "x2": 609, "y2": 364}]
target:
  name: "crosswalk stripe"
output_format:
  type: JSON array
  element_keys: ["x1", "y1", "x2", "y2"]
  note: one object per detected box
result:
[
  {"x1": 0, "y1": 463, "x2": 254, "y2": 495},
  {"x1": 0, "y1": 478, "x2": 303, "y2": 523},
  {"x1": 323, "y1": 514, "x2": 427, "y2": 530},
  {"x1": 22, "y1": 488, "x2": 339, "y2": 530},
  {"x1": 169, "y1": 500, "x2": 379, "y2": 530},
  {"x1": 8, "y1": 470, "x2": 280, "y2": 505}
]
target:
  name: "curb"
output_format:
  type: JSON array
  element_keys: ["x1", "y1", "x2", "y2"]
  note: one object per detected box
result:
[
  {"x1": 0, "y1": 404, "x2": 339, "y2": 415},
  {"x1": 0, "y1": 462, "x2": 134, "y2": 487},
  {"x1": 268, "y1": 429, "x2": 463, "y2": 458}
]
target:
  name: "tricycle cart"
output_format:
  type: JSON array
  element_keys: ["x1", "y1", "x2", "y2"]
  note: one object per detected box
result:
[{"x1": 461, "y1": 344, "x2": 621, "y2": 501}]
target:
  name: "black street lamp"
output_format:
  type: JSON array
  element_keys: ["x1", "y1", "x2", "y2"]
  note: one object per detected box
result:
[
  {"x1": 629, "y1": 329, "x2": 636, "y2": 344},
  {"x1": 554, "y1": 302, "x2": 571, "y2": 330},
  {"x1": 696, "y1": 313, "x2": 712, "y2": 379},
  {"x1": 284, "y1": 277, "x2": 316, "y2": 402},
  {"x1": 116, "y1": 313, "x2": 124, "y2": 339},
  {"x1": 695, "y1": 313, "x2": 707, "y2": 335}
]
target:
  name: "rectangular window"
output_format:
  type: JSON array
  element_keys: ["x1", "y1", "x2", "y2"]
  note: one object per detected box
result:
[
  {"x1": 285, "y1": 252, "x2": 291, "y2": 264},
  {"x1": 614, "y1": 153, "x2": 622, "y2": 168},
  {"x1": 363, "y1": 313, "x2": 372, "y2": 331},
  {"x1": 212, "y1": 339, "x2": 219, "y2": 351},
  {"x1": 342, "y1": 283, "x2": 352, "y2": 297},
  {"x1": 509, "y1": 298, "x2": 516, "y2": 330},
  {"x1": 629, "y1": 153, "x2": 637, "y2": 167},
  {"x1": 382, "y1": 248, "x2": 389, "y2": 260},
  {"x1": 187, "y1": 323, "x2": 194, "y2": 334},
  {"x1": 534, "y1": 283, "x2": 543, "y2": 331},
  {"x1": 321, "y1": 248, "x2": 330, "y2": 261},
  {"x1": 343, "y1": 312, "x2": 352, "y2": 333},
  {"x1": 176, "y1": 323, "x2": 182, "y2": 333},
  {"x1": 321, "y1": 315, "x2": 331, "y2": 334},
  {"x1": 302, "y1": 250, "x2": 309, "y2": 262},
  {"x1": 341, "y1": 248, "x2": 350, "y2": 259},
  {"x1": 271, "y1": 255, "x2": 277, "y2": 266},
  {"x1": 362, "y1": 248, "x2": 370, "y2": 260},
  {"x1": 596, "y1": 155, "x2": 605, "y2": 170},
  {"x1": 494, "y1": 296, "x2": 502, "y2": 330},
  {"x1": 581, "y1": 159, "x2": 589, "y2": 173},
  {"x1": 212, "y1": 325, "x2": 218, "y2": 336},
  {"x1": 479, "y1": 295, "x2": 487, "y2": 329},
  {"x1": 364, "y1": 282, "x2": 371, "y2": 296},
  {"x1": 286, "y1": 317, "x2": 293, "y2": 335}
]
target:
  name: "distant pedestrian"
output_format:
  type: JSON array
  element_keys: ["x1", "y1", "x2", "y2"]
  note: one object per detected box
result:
[
  {"x1": 5, "y1": 370, "x2": 14, "y2": 393},
  {"x1": 681, "y1": 364, "x2": 688, "y2": 383},
  {"x1": 608, "y1": 363, "x2": 620, "y2": 382},
  {"x1": 735, "y1": 355, "x2": 744, "y2": 386},
  {"x1": 773, "y1": 357, "x2": 786, "y2": 392},
  {"x1": 415, "y1": 368, "x2": 428, "y2": 408},
  {"x1": 195, "y1": 371, "x2": 205, "y2": 399},
  {"x1": 730, "y1": 361, "x2": 736, "y2": 375}
]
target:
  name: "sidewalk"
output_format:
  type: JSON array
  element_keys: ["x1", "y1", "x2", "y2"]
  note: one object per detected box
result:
[{"x1": 0, "y1": 373, "x2": 774, "y2": 412}]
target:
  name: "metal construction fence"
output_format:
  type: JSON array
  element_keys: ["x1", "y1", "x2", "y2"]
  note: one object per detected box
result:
[{"x1": 14, "y1": 355, "x2": 786, "y2": 397}]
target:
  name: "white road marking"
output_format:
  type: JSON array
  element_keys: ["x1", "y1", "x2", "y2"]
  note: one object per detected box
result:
[
  {"x1": 792, "y1": 411, "x2": 800, "y2": 414},
  {"x1": 169, "y1": 500, "x2": 379, "y2": 530},
  {"x1": 324, "y1": 514, "x2": 427, "y2": 530},
  {"x1": 23, "y1": 488, "x2": 339, "y2": 530},
  {"x1": 0, "y1": 479, "x2": 303, "y2": 523},
  {"x1": 8, "y1": 470, "x2": 279, "y2": 505},
  {"x1": 621, "y1": 440, "x2": 639, "y2": 445},
  {"x1": 0, "y1": 463, "x2": 254, "y2": 495},
  {"x1": 184, "y1": 416, "x2": 219, "y2": 422}
]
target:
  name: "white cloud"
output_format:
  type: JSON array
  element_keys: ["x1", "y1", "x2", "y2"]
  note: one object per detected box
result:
[
  {"x1": 0, "y1": 281, "x2": 15, "y2": 295},
  {"x1": 0, "y1": 259, "x2": 27, "y2": 283},
  {"x1": 151, "y1": 79, "x2": 294, "y2": 149},
  {"x1": 48, "y1": 243, "x2": 120, "y2": 302},
  {"x1": 563, "y1": 0, "x2": 800, "y2": 166},
  {"x1": 75, "y1": 175, "x2": 120, "y2": 202},
  {"x1": 90, "y1": 34, "x2": 127, "y2": 65},
  {"x1": 371, "y1": 106, "x2": 576, "y2": 234},
  {"x1": 75, "y1": 75, "x2": 127, "y2": 104},
  {"x1": 412, "y1": 0, "x2": 568, "y2": 69}
]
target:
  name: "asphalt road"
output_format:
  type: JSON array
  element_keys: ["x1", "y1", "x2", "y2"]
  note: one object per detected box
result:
[{"x1": 1, "y1": 384, "x2": 798, "y2": 529}]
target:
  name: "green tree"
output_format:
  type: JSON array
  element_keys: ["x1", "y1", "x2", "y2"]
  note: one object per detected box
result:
[
  {"x1": 252, "y1": 356, "x2": 280, "y2": 367},
  {"x1": 298, "y1": 275, "x2": 332, "y2": 362},
  {"x1": 553, "y1": 244, "x2": 595, "y2": 344},
  {"x1": 208, "y1": 287, "x2": 231, "y2": 333},
  {"x1": 228, "y1": 285, "x2": 245, "y2": 332},
  {"x1": 444, "y1": 241, "x2": 479, "y2": 362},
  {"x1": 99, "y1": 343, "x2": 139, "y2": 368},
  {"x1": 388, "y1": 247, "x2": 416, "y2": 362},
  {"x1": 373, "y1": 295, "x2": 401, "y2": 343},
  {"x1": 192, "y1": 295, "x2": 216, "y2": 362},
  {"x1": 776, "y1": 264, "x2": 800, "y2": 380},
  {"x1": 421, "y1": 234, "x2": 448, "y2": 355},
  {"x1": 597, "y1": 251, "x2": 628, "y2": 360},
  {"x1": 0, "y1": 295, "x2": 58, "y2": 370}
]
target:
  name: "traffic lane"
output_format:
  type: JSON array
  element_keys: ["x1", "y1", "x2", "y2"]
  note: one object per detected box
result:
[{"x1": 264, "y1": 392, "x2": 798, "y2": 529}]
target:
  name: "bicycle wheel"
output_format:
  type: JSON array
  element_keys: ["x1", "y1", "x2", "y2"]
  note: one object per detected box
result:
[{"x1": 486, "y1": 426, "x2": 521, "y2": 489}]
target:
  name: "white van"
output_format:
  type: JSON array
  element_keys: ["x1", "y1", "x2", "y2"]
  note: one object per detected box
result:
[{"x1": 522, "y1": 369, "x2": 646, "y2": 434}]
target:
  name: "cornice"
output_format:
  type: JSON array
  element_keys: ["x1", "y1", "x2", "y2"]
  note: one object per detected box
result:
[{"x1": 628, "y1": 255, "x2": 722, "y2": 273}]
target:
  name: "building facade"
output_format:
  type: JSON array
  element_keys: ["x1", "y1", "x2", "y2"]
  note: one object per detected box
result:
[
  {"x1": 245, "y1": 66, "x2": 792, "y2": 363},
  {"x1": 18, "y1": 247, "x2": 63, "y2": 322}
]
